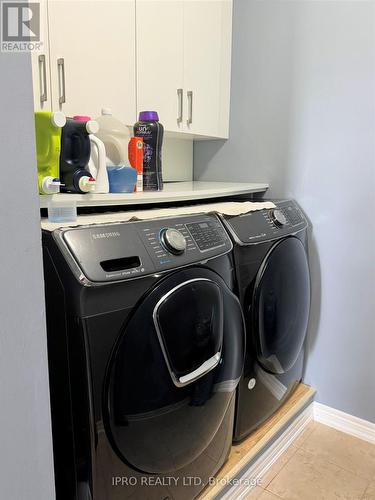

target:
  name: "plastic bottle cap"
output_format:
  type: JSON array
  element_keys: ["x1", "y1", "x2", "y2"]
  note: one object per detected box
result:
[
  {"x1": 101, "y1": 108, "x2": 112, "y2": 116},
  {"x1": 51, "y1": 112, "x2": 66, "y2": 128},
  {"x1": 73, "y1": 115, "x2": 92, "y2": 121},
  {"x1": 139, "y1": 111, "x2": 159, "y2": 121},
  {"x1": 79, "y1": 176, "x2": 96, "y2": 193},
  {"x1": 42, "y1": 176, "x2": 62, "y2": 194},
  {"x1": 86, "y1": 120, "x2": 99, "y2": 134}
]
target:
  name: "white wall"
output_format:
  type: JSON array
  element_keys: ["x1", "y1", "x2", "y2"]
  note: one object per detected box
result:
[
  {"x1": 0, "y1": 52, "x2": 55, "y2": 499},
  {"x1": 194, "y1": 1, "x2": 375, "y2": 422}
]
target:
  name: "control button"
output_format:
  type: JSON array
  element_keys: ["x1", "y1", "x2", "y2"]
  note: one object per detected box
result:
[
  {"x1": 270, "y1": 209, "x2": 287, "y2": 227},
  {"x1": 159, "y1": 228, "x2": 187, "y2": 255},
  {"x1": 186, "y1": 221, "x2": 227, "y2": 251},
  {"x1": 284, "y1": 206, "x2": 303, "y2": 225},
  {"x1": 248, "y1": 378, "x2": 256, "y2": 390}
]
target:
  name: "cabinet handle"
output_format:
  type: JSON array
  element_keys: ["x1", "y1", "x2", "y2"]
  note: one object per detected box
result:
[
  {"x1": 187, "y1": 90, "x2": 193, "y2": 126},
  {"x1": 39, "y1": 54, "x2": 47, "y2": 103},
  {"x1": 177, "y1": 88, "x2": 183, "y2": 124},
  {"x1": 57, "y1": 58, "x2": 66, "y2": 105}
]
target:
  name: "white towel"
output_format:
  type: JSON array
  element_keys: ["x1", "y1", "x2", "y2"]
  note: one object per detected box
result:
[{"x1": 41, "y1": 200, "x2": 276, "y2": 231}]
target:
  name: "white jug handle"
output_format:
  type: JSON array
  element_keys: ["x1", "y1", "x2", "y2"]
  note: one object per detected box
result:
[{"x1": 89, "y1": 135, "x2": 109, "y2": 194}]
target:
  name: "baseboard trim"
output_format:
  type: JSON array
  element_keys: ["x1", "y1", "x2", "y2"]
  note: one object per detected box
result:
[
  {"x1": 313, "y1": 402, "x2": 375, "y2": 445},
  {"x1": 220, "y1": 403, "x2": 314, "y2": 500},
  {"x1": 215, "y1": 401, "x2": 375, "y2": 499}
]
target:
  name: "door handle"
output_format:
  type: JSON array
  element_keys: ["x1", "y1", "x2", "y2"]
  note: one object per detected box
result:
[
  {"x1": 178, "y1": 352, "x2": 221, "y2": 386},
  {"x1": 153, "y1": 277, "x2": 223, "y2": 387},
  {"x1": 177, "y1": 88, "x2": 183, "y2": 124},
  {"x1": 187, "y1": 90, "x2": 193, "y2": 126},
  {"x1": 39, "y1": 54, "x2": 47, "y2": 103},
  {"x1": 57, "y1": 58, "x2": 66, "y2": 105}
]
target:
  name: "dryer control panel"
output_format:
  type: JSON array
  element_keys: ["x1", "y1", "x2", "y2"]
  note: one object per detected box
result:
[
  {"x1": 222, "y1": 199, "x2": 308, "y2": 245},
  {"x1": 55, "y1": 213, "x2": 232, "y2": 283}
]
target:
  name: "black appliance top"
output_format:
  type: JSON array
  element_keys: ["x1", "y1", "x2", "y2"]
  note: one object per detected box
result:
[
  {"x1": 51, "y1": 213, "x2": 232, "y2": 284},
  {"x1": 221, "y1": 199, "x2": 308, "y2": 245}
]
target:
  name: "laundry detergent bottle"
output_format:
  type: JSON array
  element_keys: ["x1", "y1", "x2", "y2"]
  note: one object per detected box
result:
[
  {"x1": 34, "y1": 111, "x2": 66, "y2": 194},
  {"x1": 94, "y1": 108, "x2": 131, "y2": 165},
  {"x1": 73, "y1": 116, "x2": 109, "y2": 194},
  {"x1": 134, "y1": 111, "x2": 164, "y2": 191},
  {"x1": 60, "y1": 118, "x2": 97, "y2": 194}
]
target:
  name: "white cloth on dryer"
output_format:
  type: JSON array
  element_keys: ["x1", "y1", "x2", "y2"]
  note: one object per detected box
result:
[{"x1": 41, "y1": 200, "x2": 276, "y2": 231}]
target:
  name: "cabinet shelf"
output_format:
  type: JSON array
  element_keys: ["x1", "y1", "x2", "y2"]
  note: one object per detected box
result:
[{"x1": 39, "y1": 181, "x2": 268, "y2": 209}]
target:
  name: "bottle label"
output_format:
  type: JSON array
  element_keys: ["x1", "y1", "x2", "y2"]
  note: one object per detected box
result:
[
  {"x1": 136, "y1": 125, "x2": 152, "y2": 135},
  {"x1": 136, "y1": 174, "x2": 143, "y2": 192}
]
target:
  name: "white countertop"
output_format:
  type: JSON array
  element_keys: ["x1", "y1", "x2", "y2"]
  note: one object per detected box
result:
[{"x1": 39, "y1": 181, "x2": 269, "y2": 209}]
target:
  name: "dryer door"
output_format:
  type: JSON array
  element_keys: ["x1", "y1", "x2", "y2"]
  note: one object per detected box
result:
[
  {"x1": 252, "y1": 237, "x2": 310, "y2": 375},
  {"x1": 104, "y1": 267, "x2": 244, "y2": 475}
]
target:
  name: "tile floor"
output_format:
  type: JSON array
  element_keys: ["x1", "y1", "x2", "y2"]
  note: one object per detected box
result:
[{"x1": 246, "y1": 422, "x2": 375, "y2": 500}]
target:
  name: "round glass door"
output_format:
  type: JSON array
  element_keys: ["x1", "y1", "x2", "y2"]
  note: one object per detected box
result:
[
  {"x1": 103, "y1": 268, "x2": 244, "y2": 474},
  {"x1": 252, "y1": 237, "x2": 310, "y2": 375}
]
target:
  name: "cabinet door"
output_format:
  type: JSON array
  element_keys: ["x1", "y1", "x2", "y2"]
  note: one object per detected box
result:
[
  {"x1": 31, "y1": 0, "x2": 52, "y2": 111},
  {"x1": 48, "y1": 0, "x2": 136, "y2": 125},
  {"x1": 183, "y1": 0, "x2": 232, "y2": 138},
  {"x1": 136, "y1": 0, "x2": 184, "y2": 133}
]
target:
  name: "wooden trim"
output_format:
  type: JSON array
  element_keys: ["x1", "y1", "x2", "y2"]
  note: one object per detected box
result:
[
  {"x1": 221, "y1": 404, "x2": 314, "y2": 500},
  {"x1": 199, "y1": 383, "x2": 316, "y2": 499}
]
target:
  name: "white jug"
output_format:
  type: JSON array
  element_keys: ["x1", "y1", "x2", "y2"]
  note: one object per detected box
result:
[
  {"x1": 72, "y1": 115, "x2": 109, "y2": 194},
  {"x1": 94, "y1": 108, "x2": 131, "y2": 165}
]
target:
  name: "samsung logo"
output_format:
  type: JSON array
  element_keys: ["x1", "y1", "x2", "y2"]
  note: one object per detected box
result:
[{"x1": 92, "y1": 231, "x2": 121, "y2": 240}]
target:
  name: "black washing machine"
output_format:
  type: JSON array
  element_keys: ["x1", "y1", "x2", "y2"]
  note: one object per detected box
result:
[
  {"x1": 220, "y1": 200, "x2": 311, "y2": 442},
  {"x1": 42, "y1": 213, "x2": 244, "y2": 500}
]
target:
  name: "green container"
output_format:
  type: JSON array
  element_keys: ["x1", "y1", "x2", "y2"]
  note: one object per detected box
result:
[{"x1": 34, "y1": 111, "x2": 66, "y2": 194}]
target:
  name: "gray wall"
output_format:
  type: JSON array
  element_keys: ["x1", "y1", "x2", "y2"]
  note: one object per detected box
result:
[
  {"x1": 0, "y1": 53, "x2": 55, "y2": 499},
  {"x1": 195, "y1": 1, "x2": 375, "y2": 422}
]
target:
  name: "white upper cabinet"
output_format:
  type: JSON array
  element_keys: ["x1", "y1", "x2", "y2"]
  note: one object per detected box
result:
[
  {"x1": 48, "y1": 0, "x2": 136, "y2": 125},
  {"x1": 31, "y1": 0, "x2": 52, "y2": 111},
  {"x1": 183, "y1": 0, "x2": 226, "y2": 138},
  {"x1": 136, "y1": 0, "x2": 233, "y2": 138},
  {"x1": 31, "y1": 0, "x2": 232, "y2": 138},
  {"x1": 136, "y1": 1, "x2": 184, "y2": 133}
]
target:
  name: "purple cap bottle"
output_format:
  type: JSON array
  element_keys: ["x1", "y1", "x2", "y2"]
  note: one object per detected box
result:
[{"x1": 134, "y1": 111, "x2": 164, "y2": 191}]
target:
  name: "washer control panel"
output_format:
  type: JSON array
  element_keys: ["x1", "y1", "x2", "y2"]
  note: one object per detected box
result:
[
  {"x1": 138, "y1": 215, "x2": 230, "y2": 268},
  {"x1": 57, "y1": 213, "x2": 232, "y2": 283},
  {"x1": 185, "y1": 219, "x2": 228, "y2": 252},
  {"x1": 222, "y1": 199, "x2": 308, "y2": 245}
]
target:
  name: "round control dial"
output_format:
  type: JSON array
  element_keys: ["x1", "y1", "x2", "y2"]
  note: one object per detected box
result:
[
  {"x1": 160, "y1": 228, "x2": 187, "y2": 255},
  {"x1": 271, "y1": 209, "x2": 287, "y2": 227}
]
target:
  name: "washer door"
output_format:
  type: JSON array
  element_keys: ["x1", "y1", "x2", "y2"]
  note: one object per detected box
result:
[
  {"x1": 104, "y1": 268, "x2": 244, "y2": 474},
  {"x1": 252, "y1": 237, "x2": 310, "y2": 375}
]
